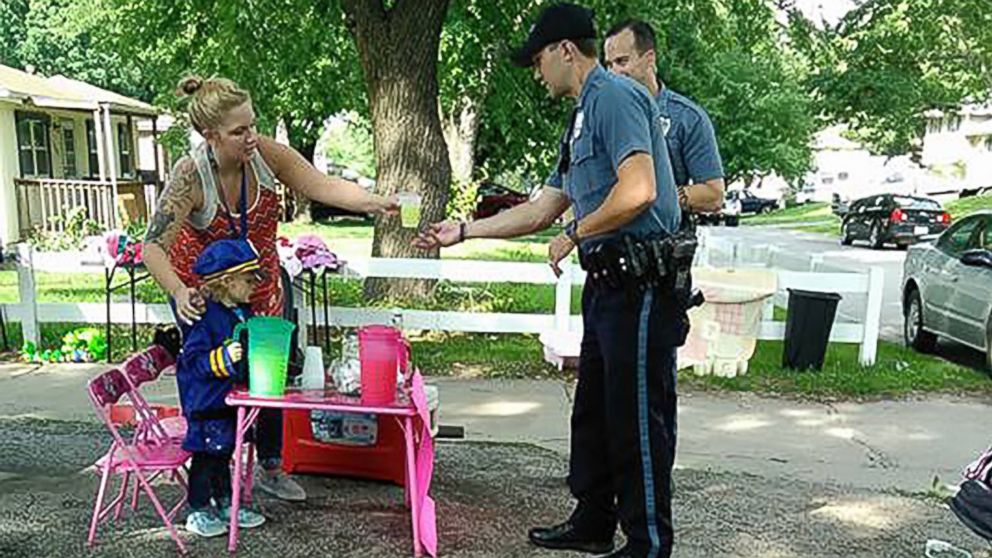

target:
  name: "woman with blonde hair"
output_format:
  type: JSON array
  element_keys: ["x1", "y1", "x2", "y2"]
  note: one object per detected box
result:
[{"x1": 144, "y1": 75, "x2": 397, "y2": 503}]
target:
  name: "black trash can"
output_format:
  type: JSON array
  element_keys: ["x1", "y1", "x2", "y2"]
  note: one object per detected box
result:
[{"x1": 782, "y1": 288, "x2": 842, "y2": 370}]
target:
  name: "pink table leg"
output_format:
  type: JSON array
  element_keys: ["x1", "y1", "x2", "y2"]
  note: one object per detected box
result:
[
  {"x1": 403, "y1": 416, "x2": 422, "y2": 557},
  {"x1": 228, "y1": 406, "x2": 247, "y2": 553},
  {"x1": 244, "y1": 442, "x2": 255, "y2": 504}
]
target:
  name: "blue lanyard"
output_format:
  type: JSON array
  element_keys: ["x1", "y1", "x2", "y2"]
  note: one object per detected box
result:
[{"x1": 216, "y1": 163, "x2": 249, "y2": 240}]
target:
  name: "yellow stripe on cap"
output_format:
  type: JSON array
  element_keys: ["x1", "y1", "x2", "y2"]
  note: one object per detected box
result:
[{"x1": 200, "y1": 259, "x2": 261, "y2": 283}]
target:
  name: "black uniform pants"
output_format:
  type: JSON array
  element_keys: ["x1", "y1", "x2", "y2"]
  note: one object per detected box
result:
[
  {"x1": 567, "y1": 280, "x2": 682, "y2": 558},
  {"x1": 188, "y1": 450, "x2": 234, "y2": 510}
]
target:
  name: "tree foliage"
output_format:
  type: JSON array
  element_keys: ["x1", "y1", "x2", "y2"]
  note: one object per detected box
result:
[
  {"x1": 101, "y1": 0, "x2": 362, "y2": 155},
  {"x1": 0, "y1": 0, "x2": 148, "y2": 100},
  {"x1": 6, "y1": 0, "x2": 828, "y2": 200},
  {"x1": 806, "y1": 0, "x2": 992, "y2": 156}
]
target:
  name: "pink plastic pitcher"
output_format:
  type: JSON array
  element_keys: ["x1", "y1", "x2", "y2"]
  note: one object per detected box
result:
[{"x1": 358, "y1": 325, "x2": 410, "y2": 405}]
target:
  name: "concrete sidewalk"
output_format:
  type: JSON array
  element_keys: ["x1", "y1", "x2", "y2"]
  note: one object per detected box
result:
[{"x1": 2, "y1": 362, "x2": 990, "y2": 493}]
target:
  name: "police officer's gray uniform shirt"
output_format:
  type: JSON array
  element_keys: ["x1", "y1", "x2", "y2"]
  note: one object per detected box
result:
[
  {"x1": 656, "y1": 88, "x2": 724, "y2": 187},
  {"x1": 548, "y1": 66, "x2": 680, "y2": 247}
]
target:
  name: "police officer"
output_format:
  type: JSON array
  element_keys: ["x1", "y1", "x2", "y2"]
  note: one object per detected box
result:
[
  {"x1": 413, "y1": 4, "x2": 684, "y2": 557},
  {"x1": 604, "y1": 19, "x2": 725, "y2": 214}
]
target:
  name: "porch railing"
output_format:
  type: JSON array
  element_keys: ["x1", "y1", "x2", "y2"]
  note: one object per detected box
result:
[{"x1": 14, "y1": 178, "x2": 147, "y2": 236}]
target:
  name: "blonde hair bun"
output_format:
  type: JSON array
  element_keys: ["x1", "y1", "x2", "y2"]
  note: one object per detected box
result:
[
  {"x1": 175, "y1": 75, "x2": 251, "y2": 133},
  {"x1": 177, "y1": 75, "x2": 204, "y2": 97}
]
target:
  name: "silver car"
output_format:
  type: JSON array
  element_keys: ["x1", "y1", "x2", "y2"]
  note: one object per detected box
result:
[{"x1": 902, "y1": 211, "x2": 992, "y2": 369}]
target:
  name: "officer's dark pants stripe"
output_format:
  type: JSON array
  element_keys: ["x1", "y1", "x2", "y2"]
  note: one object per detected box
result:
[
  {"x1": 637, "y1": 289, "x2": 661, "y2": 558},
  {"x1": 568, "y1": 280, "x2": 678, "y2": 557}
]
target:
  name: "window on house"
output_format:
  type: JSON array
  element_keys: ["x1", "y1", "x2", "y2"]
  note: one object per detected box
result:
[
  {"x1": 15, "y1": 113, "x2": 51, "y2": 178},
  {"x1": 86, "y1": 120, "x2": 99, "y2": 177},
  {"x1": 61, "y1": 122, "x2": 77, "y2": 178},
  {"x1": 117, "y1": 122, "x2": 133, "y2": 177},
  {"x1": 947, "y1": 115, "x2": 962, "y2": 132},
  {"x1": 838, "y1": 172, "x2": 849, "y2": 180}
]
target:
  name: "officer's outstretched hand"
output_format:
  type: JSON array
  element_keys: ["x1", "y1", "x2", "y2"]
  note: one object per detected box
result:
[
  {"x1": 548, "y1": 233, "x2": 575, "y2": 278},
  {"x1": 412, "y1": 221, "x2": 461, "y2": 250}
]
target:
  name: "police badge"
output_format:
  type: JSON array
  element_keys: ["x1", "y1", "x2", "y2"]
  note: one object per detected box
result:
[{"x1": 660, "y1": 116, "x2": 672, "y2": 136}]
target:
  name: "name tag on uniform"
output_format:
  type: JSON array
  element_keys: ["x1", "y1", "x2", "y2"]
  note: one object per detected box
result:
[{"x1": 572, "y1": 110, "x2": 585, "y2": 140}]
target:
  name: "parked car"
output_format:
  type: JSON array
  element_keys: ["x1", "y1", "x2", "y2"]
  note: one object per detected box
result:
[
  {"x1": 698, "y1": 193, "x2": 742, "y2": 226},
  {"x1": 902, "y1": 211, "x2": 992, "y2": 369},
  {"x1": 732, "y1": 190, "x2": 779, "y2": 214},
  {"x1": 795, "y1": 184, "x2": 817, "y2": 205},
  {"x1": 840, "y1": 194, "x2": 951, "y2": 249},
  {"x1": 311, "y1": 199, "x2": 370, "y2": 221},
  {"x1": 473, "y1": 183, "x2": 529, "y2": 220},
  {"x1": 311, "y1": 173, "x2": 375, "y2": 222}
]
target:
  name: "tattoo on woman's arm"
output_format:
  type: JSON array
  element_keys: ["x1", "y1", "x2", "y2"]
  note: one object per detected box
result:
[
  {"x1": 145, "y1": 210, "x2": 176, "y2": 245},
  {"x1": 144, "y1": 158, "x2": 198, "y2": 248}
]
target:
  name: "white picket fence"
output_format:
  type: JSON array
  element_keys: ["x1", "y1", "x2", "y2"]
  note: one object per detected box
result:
[{"x1": 2, "y1": 234, "x2": 883, "y2": 364}]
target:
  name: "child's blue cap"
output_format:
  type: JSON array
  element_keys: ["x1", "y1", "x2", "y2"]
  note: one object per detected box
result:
[{"x1": 193, "y1": 239, "x2": 261, "y2": 283}]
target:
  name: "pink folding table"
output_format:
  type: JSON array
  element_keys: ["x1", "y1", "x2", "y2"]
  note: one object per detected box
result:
[{"x1": 225, "y1": 387, "x2": 431, "y2": 556}]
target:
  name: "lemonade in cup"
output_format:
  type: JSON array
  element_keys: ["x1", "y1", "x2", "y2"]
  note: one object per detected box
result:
[{"x1": 398, "y1": 192, "x2": 422, "y2": 229}]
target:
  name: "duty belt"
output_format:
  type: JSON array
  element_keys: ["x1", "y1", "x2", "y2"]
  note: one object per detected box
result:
[{"x1": 579, "y1": 230, "x2": 704, "y2": 310}]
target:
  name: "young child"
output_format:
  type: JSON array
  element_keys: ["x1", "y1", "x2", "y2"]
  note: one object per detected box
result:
[{"x1": 176, "y1": 238, "x2": 267, "y2": 537}]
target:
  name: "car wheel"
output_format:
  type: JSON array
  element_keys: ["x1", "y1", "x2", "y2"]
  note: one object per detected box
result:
[
  {"x1": 905, "y1": 289, "x2": 936, "y2": 353},
  {"x1": 840, "y1": 222, "x2": 853, "y2": 246},
  {"x1": 869, "y1": 222, "x2": 884, "y2": 249},
  {"x1": 727, "y1": 216, "x2": 739, "y2": 227}
]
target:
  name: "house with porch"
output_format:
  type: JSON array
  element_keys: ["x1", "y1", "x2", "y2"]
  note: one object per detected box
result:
[
  {"x1": 0, "y1": 64, "x2": 169, "y2": 248},
  {"x1": 922, "y1": 102, "x2": 992, "y2": 195}
]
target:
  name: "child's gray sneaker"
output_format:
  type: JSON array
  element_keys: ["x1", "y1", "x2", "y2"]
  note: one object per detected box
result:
[
  {"x1": 219, "y1": 505, "x2": 266, "y2": 529},
  {"x1": 185, "y1": 509, "x2": 228, "y2": 538}
]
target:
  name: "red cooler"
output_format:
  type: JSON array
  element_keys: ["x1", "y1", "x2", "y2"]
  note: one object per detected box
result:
[
  {"x1": 282, "y1": 325, "x2": 411, "y2": 486},
  {"x1": 282, "y1": 408, "x2": 407, "y2": 486}
]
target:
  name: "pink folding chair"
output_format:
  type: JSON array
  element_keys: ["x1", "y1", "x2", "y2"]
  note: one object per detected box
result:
[
  {"x1": 119, "y1": 346, "x2": 187, "y2": 443},
  {"x1": 118, "y1": 347, "x2": 254, "y2": 506},
  {"x1": 87, "y1": 368, "x2": 191, "y2": 553}
]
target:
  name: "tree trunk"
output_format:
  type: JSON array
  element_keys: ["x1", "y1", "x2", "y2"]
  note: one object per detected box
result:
[
  {"x1": 343, "y1": 0, "x2": 452, "y2": 300},
  {"x1": 442, "y1": 97, "x2": 480, "y2": 185}
]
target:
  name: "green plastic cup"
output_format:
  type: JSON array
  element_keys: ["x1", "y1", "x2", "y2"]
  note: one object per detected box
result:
[
  {"x1": 398, "y1": 192, "x2": 422, "y2": 228},
  {"x1": 232, "y1": 316, "x2": 296, "y2": 397}
]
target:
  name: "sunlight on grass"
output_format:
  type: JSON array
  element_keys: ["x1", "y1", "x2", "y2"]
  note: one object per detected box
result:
[
  {"x1": 946, "y1": 193, "x2": 992, "y2": 219},
  {"x1": 743, "y1": 202, "x2": 834, "y2": 224},
  {"x1": 681, "y1": 338, "x2": 992, "y2": 399}
]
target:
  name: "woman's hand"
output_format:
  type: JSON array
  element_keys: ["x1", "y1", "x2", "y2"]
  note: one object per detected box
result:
[
  {"x1": 172, "y1": 286, "x2": 205, "y2": 325},
  {"x1": 373, "y1": 194, "x2": 400, "y2": 216}
]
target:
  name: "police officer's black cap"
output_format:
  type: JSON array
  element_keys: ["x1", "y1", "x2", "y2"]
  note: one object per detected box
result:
[{"x1": 510, "y1": 3, "x2": 596, "y2": 68}]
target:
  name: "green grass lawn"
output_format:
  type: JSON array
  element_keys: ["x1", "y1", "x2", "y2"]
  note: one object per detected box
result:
[
  {"x1": 3, "y1": 317, "x2": 987, "y2": 398},
  {"x1": 741, "y1": 193, "x2": 992, "y2": 239},
  {"x1": 742, "y1": 202, "x2": 838, "y2": 226},
  {"x1": 946, "y1": 192, "x2": 992, "y2": 219},
  {"x1": 682, "y1": 338, "x2": 992, "y2": 399},
  {"x1": 4, "y1": 221, "x2": 991, "y2": 398}
]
